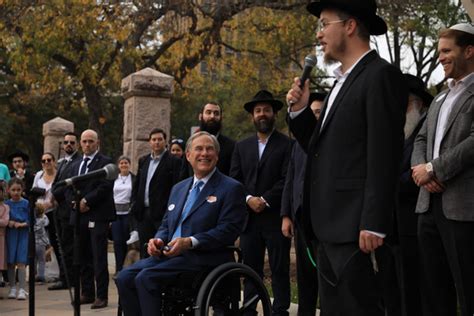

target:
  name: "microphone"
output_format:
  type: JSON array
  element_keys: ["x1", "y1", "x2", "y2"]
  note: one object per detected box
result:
[
  {"x1": 55, "y1": 163, "x2": 119, "y2": 187},
  {"x1": 299, "y1": 54, "x2": 317, "y2": 88}
]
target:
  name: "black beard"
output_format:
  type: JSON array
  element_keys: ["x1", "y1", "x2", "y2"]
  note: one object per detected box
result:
[
  {"x1": 253, "y1": 117, "x2": 275, "y2": 134},
  {"x1": 200, "y1": 119, "x2": 222, "y2": 135}
]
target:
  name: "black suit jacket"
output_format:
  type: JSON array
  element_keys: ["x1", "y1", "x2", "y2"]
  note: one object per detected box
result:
[
  {"x1": 397, "y1": 115, "x2": 426, "y2": 236},
  {"x1": 52, "y1": 151, "x2": 81, "y2": 219},
  {"x1": 230, "y1": 130, "x2": 292, "y2": 230},
  {"x1": 131, "y1": 150, "x2": 181, "y2": 222},
  {"x1": 65, "y1": 152, "x2": 116, "y2": 222},
  {"x1": 289, "y1": 51, "x2": 408, "y2": 243}
]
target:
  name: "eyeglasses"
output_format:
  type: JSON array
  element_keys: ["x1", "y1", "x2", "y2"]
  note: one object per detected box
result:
[
  {"x1": 171, "y1": 139, "x2": 184, "y2": 144},
  {"x1": 316, "y1": 19, "x2": 347, "y2": 32},
  {"x1": 41, "y1": 159, "x2": 52, "y2": 163},
  {"x1": 63, "y1": 140, "x2": 76, "y2": 145}
]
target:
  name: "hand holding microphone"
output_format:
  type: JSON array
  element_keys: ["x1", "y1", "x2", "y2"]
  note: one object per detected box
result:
[{"x1": 287, "y1": 54, "x2": 317, "y2": 111}]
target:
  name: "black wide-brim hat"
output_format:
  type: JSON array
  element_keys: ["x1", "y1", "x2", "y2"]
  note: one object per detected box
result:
[
  {"x1": 8, "y1": 150, "x2": 30, "y2": 163},
  {"x1": 404, "y1": 74, "x2": 434, "y2": 106},
  {"x1": 244, "y1": 90, "x2": 284, "y2": 113},
  {"x1": 307, "y1": 0, "x2": 388, "y2": 35}
]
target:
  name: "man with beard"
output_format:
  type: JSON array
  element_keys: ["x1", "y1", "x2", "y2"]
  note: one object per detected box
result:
[
  {"x1": 8, "y1": 150, "x2": 34, "y2": 197},
  {"x1": 180, "y1": 102, "x2": 235, "y2": 179},
  {"x1": 411, "y1": 23, "x2": 474, "y2": 316},
  {"x1": 230, "y1": 90, "x2": 293, "y2": 316},
  {"x1": 286, "y1": 0, "x2": 407, "y2": 314},
  {"x1": 50, "y1": 132, "x2": 82, "y2": 290},
  {"x1": 393, "y1": 74, "x2": 432, "y2": 315}
]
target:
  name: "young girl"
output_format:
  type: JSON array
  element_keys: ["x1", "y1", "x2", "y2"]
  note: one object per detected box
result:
[
  {"x1": 6, "y1": 178, "x2": 29, "y2": 300},
  {"x1": 0, "y1": 181, "x2": 10, "y2": 295},
  {"x1": 34, "y1": 206, "x2": 49, "y2": 284}
]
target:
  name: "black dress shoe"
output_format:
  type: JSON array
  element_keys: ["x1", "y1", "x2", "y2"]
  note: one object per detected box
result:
[
  {"x1": 48, "y1": 281, "x2": 68, "y2": 290},
  {"x1": 91, "y1": 298, "x2": 108, "y2": 309}
]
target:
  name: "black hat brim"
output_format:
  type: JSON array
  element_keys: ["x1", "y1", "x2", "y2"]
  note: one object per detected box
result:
[
  {"x1": 244, "y1": 99, "x2": 284, "y2": 113},
  {"x1": 307, "y1": 2, "x2": 387, "y2": 35}
]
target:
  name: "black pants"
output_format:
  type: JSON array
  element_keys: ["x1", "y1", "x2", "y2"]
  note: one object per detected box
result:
[
  {"x1": 58, "y1": 216, "x2": 74, "y2": 285},
  {"x1": 295, "y1": 230, "x2": 318, "y2": 316},
  {"x1": 241, "y1": 228, "x2": 291, "y2": 316},
  {"x1": 79, "y1": 219, "x2": 109, "y2": 300},
  {"x1": 418, "y1": 194, "x2": 474, "y2": 316},
  {"x1": 46, "y1": 211, "x2": 64, "y2": 281},
  {"x1": 317, "y1": 242, "x2": 391, "y2": 316},
  {"x1": 137, "y1": 208, "x2": 162, "y2": 259}
]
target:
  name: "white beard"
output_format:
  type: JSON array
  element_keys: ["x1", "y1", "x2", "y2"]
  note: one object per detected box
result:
[{"x1": 404, "y1": 109, "x2": 422, "y2": 139}]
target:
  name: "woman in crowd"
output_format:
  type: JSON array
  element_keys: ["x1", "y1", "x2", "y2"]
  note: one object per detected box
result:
[
  {"x1": 111, "y1": 156, "x2": 134, "y2": 276},
  {"x1": 169, "y1": 138, "x2": 185, "y2": 159}
]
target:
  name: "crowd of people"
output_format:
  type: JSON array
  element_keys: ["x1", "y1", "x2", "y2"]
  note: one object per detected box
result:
[{"x1": 0, "y1": 0, "x2": 473, "y2": 315}]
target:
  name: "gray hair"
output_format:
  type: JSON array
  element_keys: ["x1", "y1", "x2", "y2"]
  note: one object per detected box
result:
[
  {"x1": 185, "y1": 131, "x2": 220, "y2": 153},
  {"x1": 117, "y1": 155, "x2": 131, "y2": 164}
]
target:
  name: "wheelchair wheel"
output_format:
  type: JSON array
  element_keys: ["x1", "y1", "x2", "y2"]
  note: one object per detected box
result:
[{"x1": 194, "y1": 262, "x2": 272, "y2": 316}]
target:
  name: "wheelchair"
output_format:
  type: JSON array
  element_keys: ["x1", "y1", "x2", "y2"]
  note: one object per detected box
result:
[{"x1": 118, "y1": 247, "x2": 272, "y2": 315}]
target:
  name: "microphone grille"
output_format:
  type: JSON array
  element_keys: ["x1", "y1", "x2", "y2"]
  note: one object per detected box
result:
[
  {"x1": 104, "y1": 163, "x2": 120, "y2": 180},
  {"x1": 304, "y1": 54, "x2": 317, "y2": 67}
]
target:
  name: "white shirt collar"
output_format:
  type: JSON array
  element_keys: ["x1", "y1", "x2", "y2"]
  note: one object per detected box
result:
[
  {"x1": 83, "y1": 151, "x2": 98, "y2": 161},
  {"x1": 447, "y1": 72, "x2": 474, "y2": 90},
  {"x1": 333, "y1": 49, "x2": 373, "y2": 81},
  {"x1": 193, "y1": 167, "x2": 217, "y2": 188}
]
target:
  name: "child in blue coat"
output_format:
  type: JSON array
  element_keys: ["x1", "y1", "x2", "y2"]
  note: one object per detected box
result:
[{"x1": 6, "y1": 178, "x2": 29, "y2": 300}]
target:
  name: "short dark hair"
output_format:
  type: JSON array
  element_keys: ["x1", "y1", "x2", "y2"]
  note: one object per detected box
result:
[
  {"x1": 64, "y1": 132, "x2": 78, "y2": 138},
  {"x1": 200, "y1": 102, "x2": 221, "y2": 114},
  {"x1": 335, "y1": 10, "x2": 370, "y2": 41},
  {"x1": 8, "y1": 178, "x2": 24, "y2": 189},
  {"x1": 439, "y1": 28, "x2": 474, "y2": 49},
  {"x1": 149, "y1": 128, "x2": 167, "y2": 140}
]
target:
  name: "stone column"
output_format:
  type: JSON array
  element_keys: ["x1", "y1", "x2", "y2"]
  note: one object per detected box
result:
[
  {"x1": 121, "y1": 67, "x2": 174, "y2": 173},
  {"x1": 42, "y1": 117, "x2": 74, "y2": 160}
]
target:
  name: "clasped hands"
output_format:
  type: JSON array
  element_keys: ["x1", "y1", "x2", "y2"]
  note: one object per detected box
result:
[
  {"x1": 147, "y1": 237, "x2": 192, "y2": 258},
  {"x1": 411, "y1": 163, "x2": 445, "y2": 193}
]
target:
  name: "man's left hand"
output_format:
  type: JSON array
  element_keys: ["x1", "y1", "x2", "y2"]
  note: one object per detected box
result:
[
  {"x1": 79, "y1": 198, "x2": 90, "y2": 213},
  {"x1": 423, "y1": 178, "x2": 446, "y2": 193},
  {"x1": 359, "y1": 230, "x2": 384, "y2": 254},
  {"x1": 164, "y1": 237, "x2": 192, "y2": 257},
  {"x1": 411, "y1": 164, "x2": 432, "y2": 186}
]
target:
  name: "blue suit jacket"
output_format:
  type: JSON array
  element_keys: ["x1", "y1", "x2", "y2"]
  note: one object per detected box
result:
[{"x1": 155, "y1": 169, "x2": 247, "y2": 267}]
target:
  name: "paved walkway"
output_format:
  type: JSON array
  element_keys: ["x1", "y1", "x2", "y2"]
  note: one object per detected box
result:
[{"x1": 0, "y1": 252, "x2": 307, "y2": 315}]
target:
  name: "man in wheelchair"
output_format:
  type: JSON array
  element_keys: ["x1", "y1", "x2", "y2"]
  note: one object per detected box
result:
[{"x1": 116, "y1": 132, "x2": 247, "y2": 316}]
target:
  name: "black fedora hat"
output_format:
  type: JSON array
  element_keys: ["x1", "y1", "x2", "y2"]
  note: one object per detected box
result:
[
  {"x1": 404, "y1": 74, "x2": 433, "y2": 106},
  {"x1": 307, "y1": 0, "x2": 387, "y2": 35},
  {"x1": 8, "y1": 150, "x2": 30, "y2": 163},
  {"x1": 244, "y1": 90, "x2": 284, "y2": 113}
]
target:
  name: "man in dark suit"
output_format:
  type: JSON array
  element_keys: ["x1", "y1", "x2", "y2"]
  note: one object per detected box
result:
[
  {"x1": 411, "y1": 23, "x2": 474, "y2": 316},
  {"x1": 131, "y1": 128, "x2": 182, "y2": 257},
  {"x1": 49, "y1": 132, "x2": 82, "y2": 291},
  {"x1": 65, "y1": 129, "x2": 116, "y2": 309},
  {"x1": 116, "y1": 131, "x2": 247, "y2": 316},
  {"x1": 8, "y1": 150, "x2": 34, "y2": 197},
  {"x1": 286, "y1": 1, "x2": 407, "y2": 314},
  {"x1": 394, "y1": 74, "x2": 432, "y2": 316},
  {"x1": 281, "y1": 92, "x2": 326, "y2": 316},
  {"x1": 230, "y1": 90, "x2": 293, "y2": 316},
  {"x1": 180, "y1": 102, "x2": 236, "y2": 179}
]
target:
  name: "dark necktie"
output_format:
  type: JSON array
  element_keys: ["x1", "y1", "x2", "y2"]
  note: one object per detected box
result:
[
  {"x1": 172, "y1": 180, "x2": 204, "y2": 239},
  {"x1": 79, "y1": 157, "x2": 90, "y2": 175}
]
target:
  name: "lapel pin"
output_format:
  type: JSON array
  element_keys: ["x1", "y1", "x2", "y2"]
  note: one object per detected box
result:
[{"x1": 168, "y1": 204, "x2": 175, "y2": 211}]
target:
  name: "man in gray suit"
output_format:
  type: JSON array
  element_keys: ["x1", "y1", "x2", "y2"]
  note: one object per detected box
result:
[{"x1": 411, "y1": 23, "x2": 474, "y2": 316}]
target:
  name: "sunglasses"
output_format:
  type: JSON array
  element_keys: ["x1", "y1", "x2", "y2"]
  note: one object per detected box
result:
[
  {"x1": 41, "y1": 158, "x2": 52, "y2": 163},
  {"x1": 63, "y1": 140, "x2": 76, "y2": 145},
  {"x1": 171, "y1": 139, "x2": 184, "y2": 144}
]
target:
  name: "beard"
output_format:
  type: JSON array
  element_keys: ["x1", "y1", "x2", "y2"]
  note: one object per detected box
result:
[
  {"x1": 323, "y1": 38, "x2": 346, "y2": 65},
  {"x1": 200, "y1": 119, "x2": 222, "y2": 135},
  {"x1": 404, "y1": 108, "x2": 422, "y2": 139},
  {"x1": 253, "y1": 116, "x2": 275, "y2": 134}
]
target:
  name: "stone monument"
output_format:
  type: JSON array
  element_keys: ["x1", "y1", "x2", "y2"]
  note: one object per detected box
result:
[
  {"x1": 121, "y1": 67, "x2": 174, "y2": 173},
  {"x1": 42, "y1": 117, "x2": 74, "y2": 160}
]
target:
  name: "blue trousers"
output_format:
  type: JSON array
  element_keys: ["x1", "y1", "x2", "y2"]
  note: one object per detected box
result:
[
  {"x1": 115, "y1": 255, "x2": 201, "y2": 316},
  {"x1": 111, "y1": 214, "x2": 129, "y2": 272}
]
